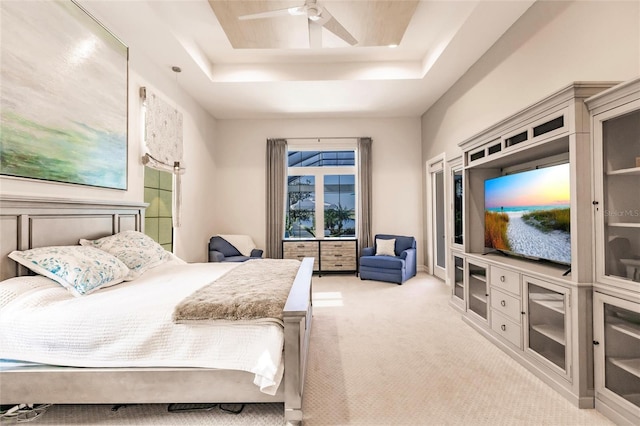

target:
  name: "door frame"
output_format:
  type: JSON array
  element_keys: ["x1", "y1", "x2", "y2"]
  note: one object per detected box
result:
[{"x1": 427, "y1": 153, "x2": 447, "y2": 280}]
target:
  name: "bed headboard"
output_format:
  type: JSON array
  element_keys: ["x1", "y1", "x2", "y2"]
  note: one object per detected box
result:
[{"x1": 0, "y1": 196, "x2": 147, "y2": 280}]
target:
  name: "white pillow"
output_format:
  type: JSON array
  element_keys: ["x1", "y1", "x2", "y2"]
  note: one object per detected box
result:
[
  {"x1": 80, "y1": 230, "x2": 169, "y2": 280},
  {"x1": 375, "y1": 238, "x2": 396, "y2": 256},
  {"x1": 8, "y1": 246, "x2": 130, "y2": 297}
]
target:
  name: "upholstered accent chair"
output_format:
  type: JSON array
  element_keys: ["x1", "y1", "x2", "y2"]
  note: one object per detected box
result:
[
  {"x1": 208, "y1": 235, "x2": 263, "y2": 262},
  {"x1": 359, "y1": 234, "x2": 417, "y2": 284}
]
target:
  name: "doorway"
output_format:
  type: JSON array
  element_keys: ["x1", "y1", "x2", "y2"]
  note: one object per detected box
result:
[{"x1": 428, "y1": 155, "x2": 446, "y2": 280}]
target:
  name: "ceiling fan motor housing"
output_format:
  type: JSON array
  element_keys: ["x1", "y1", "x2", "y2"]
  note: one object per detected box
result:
[{"x1": 307, "y1": 5, "x2": 321, "y2": 21}]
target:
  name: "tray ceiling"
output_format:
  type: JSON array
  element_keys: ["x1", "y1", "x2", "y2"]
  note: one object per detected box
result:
[
  {"x1": 207, "y1": 0, "x2": 419, "y2": 49},
  {"x1": 77, "y1": 0, "x2": 536, "y2": 119}
]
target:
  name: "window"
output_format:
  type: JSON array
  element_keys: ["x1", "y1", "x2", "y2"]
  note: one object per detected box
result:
[
  {"x1": 144, "y1": 166, "x2": 173, "y2": 251},
  {"x1": 286, "y1": 142, "x2": 356, "y2": 239},
  {"x1": 287, "y1": 175, "x2": 316, "y2": 238}
]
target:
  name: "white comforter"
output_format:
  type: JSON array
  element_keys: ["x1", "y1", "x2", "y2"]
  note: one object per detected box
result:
[{"x1": 0, "y1": 261, "x2": 286, "y2": 395}]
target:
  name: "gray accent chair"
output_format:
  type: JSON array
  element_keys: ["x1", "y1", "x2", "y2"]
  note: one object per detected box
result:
[{"x1": 208, "y1": 236, "x2": 263, "y2": 262}]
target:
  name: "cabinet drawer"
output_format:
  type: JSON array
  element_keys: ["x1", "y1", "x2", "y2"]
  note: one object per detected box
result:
[
  {"x1": 284, "y1": 241, "x2": 318, "y2": 252},
  {"x1": 321, "y1": 252, "x2": 356, "y2": 264},
  {"x1": 320, "y1": 240, "x2": 357, "y2": 271},
  {"x1": 283, "y1": 242, "x2": 318, "y2": 256},
  {"x1": 320, "y1": 241, "x2": 356, "y2": 256},
  {"x1": 490, "y1": 288, "x2": 521, "y2": 323},
  {"x1": 282, "y1": 242, "x2": 319, "y2": 270},
  {"x1": 491, "y1": 310, "x2": 522, "y2": 349},
  {"x1": 321, "y1": 259, "x2": 356, "y2": 271},
  {"x1": 490, "y1": 266, "x2": 520, "y2": 295}
]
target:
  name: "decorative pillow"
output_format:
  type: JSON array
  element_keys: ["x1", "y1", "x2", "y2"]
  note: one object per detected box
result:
[
  {"x1": 80, "y1": 230, "x2": 169, "y2": 280},
  {"x1": 8, "y1": 246, "x2": 130, "y2": 297},
  {"x1": 376, "y1": 238, "x2": 396, "y2": 256}
]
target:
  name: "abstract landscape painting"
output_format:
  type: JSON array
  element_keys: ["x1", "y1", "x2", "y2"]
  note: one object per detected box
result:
[{"x1": 0, "y1": 1, "x2": 128, "y2": 189}]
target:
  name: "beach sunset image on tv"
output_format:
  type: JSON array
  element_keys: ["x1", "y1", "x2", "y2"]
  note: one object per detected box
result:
[{"x1": 484, "y1": 163, "x2": 571, "y2": 265}]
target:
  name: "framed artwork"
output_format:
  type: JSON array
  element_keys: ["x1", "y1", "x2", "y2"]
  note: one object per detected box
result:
[{"x1": 0, "y1": 0, "x2": 128, "y2": 190}]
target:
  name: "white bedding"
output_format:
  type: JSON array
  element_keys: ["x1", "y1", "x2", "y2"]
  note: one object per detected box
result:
[{"x1": 0, "y1": 260, "x2": 286, "y2": 395}]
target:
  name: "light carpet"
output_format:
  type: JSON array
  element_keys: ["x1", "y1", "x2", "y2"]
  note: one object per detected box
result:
[{"x1": 14, "y1": 273, "x2": 612, "y2": 425}]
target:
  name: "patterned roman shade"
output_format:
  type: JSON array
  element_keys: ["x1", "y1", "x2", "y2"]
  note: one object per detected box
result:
[{"x1": 140, "y1": 87, "x2": 185, "y2": 227}]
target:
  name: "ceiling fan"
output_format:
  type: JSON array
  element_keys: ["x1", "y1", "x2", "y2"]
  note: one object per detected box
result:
[{"x1": 238, "y1": 0, "x2": 358, "y2": 48}]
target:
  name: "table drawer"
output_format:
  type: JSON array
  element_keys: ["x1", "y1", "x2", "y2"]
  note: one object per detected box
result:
[
  {"x1": 490, "y1": 265, "x2": 520, "y2": 295},
  {"x1": 490, "y1": 288, "x2": 521, "y2": 323},
  {"x1": 491, "y1": 310, "x2": 522, "y2": 349}
]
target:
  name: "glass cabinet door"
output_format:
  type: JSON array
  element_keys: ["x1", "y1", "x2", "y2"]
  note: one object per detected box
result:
[
  {"x1": 594, "y1": 105, "x2": 640, "y2": 289},
  {"x1": 524, "y1": 277, "x2": 569, "y2": 377},
  {"x1": 596, "y1": 294, "x2": 640, "y2": 411},
  {"x1": 467, "y1": 260, "x2": 488, "y2": 321},
  {"x1": 447, "y1": 157, "x2": 464, "y2": 251},
  {"x1": 452, "y1": 254, "x2": 465, "y2": 303},
  {"x1": 453, "y1": 168, "x2": 464, "y2": 247}
]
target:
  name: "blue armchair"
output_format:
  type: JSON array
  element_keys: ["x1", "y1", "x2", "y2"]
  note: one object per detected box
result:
[
  {"x1": 208, "y1": 235, "x2": 263, "y2": 262},
  {"x1": 359, "y1": 234, "x2": 417, "y2": 284}
]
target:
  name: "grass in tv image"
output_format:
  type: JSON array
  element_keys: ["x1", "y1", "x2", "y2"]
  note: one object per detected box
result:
[
  {"x1": 484, "y1": 163, "x2": 571, "y2": 264},
  {"x1": 485, "y1": 211, "x2": 511, "y2": 252}
]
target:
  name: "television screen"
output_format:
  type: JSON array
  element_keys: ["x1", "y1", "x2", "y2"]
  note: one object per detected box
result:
[{"x1": 484, "y1": 163, "x2": 571, "y2": 265}]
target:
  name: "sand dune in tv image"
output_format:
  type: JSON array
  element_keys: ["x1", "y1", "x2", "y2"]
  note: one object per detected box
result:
[
  {"x1": 0, "y1": 1, "x2": 127, "y2": 189},
  {"x1": 484, "y1": 164, "x2": 571, "y2": 265}
]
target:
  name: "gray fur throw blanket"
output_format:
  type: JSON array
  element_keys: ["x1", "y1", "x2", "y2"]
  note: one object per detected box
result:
[{"x1": 173, "y1": 259, "x2": 301, "y2": 324}]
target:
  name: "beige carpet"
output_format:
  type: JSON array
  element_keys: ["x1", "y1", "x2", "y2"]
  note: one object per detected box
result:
[{"x1": 11, "y1": 273, "x2": 612, "y2": 425}]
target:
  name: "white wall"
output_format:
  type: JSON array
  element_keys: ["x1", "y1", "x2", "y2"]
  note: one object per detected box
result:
[
  {"x1": 420, "y1": 0, "x2": 640, "y2": 269},
  {"x1": 213, "y1": 117, "x2": 425, "y2": 267},
  {"x1": 422, "y1": 0, "x2": 640, "y2": 161},
  {"x1": 0, "y1": 40, "x2": 219, "y2": 263}
]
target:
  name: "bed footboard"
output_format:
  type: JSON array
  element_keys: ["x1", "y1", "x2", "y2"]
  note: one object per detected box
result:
[{"x1": 282, "y1": 257, "x2": 314, "y2": 425}]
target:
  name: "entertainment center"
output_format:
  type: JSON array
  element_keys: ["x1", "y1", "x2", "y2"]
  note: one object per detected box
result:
[{"x1": 447, "y1": 79, "x2": 640, "y2": 425}]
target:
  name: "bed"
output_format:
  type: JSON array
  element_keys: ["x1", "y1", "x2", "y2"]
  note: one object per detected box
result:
[{"x1": 0, "y1": 196, "x2": 313, "y2": 425}]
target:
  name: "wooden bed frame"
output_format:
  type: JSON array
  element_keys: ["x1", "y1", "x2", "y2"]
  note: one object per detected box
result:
[{"x1": 0, "y1": 196, "x2": 313, "y2": 425}]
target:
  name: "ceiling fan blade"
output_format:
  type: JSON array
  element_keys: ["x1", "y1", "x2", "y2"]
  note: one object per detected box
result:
[
  {"x1": 317, "y1": 7, "x2": 357, "y2": 46},
  {"x1": 238, "y1": 6, "x2": 304, "y2": 21},
  {"x1": 308, "y1": 20, "x2": 322, "y2": 48}
]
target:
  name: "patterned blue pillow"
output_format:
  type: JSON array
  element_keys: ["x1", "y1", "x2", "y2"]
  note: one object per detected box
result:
[
  {"x1": 80, "y1": 230, "x2": 169, "y2": 280},
  {"x1": 8, "y1": 246, "x2": 130, "y2": 297}
]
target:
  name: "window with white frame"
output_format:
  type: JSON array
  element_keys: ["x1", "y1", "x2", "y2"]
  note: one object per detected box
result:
[{"x1": 286, "y1": 140, "x2": 357, "y2": 239}]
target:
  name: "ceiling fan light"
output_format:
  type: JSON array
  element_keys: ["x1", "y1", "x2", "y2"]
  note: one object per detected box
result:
[{"x1": 308, "y1": 14, "x2": 321, "y2": 21}]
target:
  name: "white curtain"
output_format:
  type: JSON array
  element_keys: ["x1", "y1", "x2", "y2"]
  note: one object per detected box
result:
[{"x1": 140, "y1": 87, "x2": 185, "y2": 227}]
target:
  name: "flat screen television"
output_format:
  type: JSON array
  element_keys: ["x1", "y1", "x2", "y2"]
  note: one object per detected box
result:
[{"x1": 484, "y1": 163, "x2": 571, "y2": 266}]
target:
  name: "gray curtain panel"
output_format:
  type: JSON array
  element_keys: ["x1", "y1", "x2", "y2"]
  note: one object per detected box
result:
[
  {"x1": 357, "y1": 137, "x2": 373, "y2": 254},
  {"x1": 266, "y1": 138, "x2": 288, "y2": 259}
]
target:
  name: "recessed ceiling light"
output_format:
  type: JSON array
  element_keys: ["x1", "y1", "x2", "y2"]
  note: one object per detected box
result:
[{"x1": 388, "y1": 44, "x2": 398, "y2": 49}]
